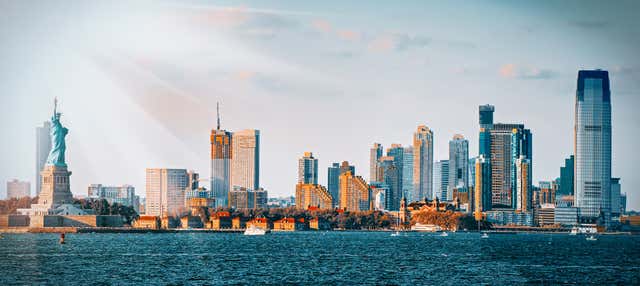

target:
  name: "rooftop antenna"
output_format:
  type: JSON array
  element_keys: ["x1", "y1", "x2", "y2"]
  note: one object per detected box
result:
[{"x1": 216, "y1": 102, "x2": 221, "y2": 130}]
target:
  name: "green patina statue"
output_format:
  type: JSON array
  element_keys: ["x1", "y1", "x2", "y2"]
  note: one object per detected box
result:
[{"x1": 46, "y1": 98, "x2": 68, "y2": 167}]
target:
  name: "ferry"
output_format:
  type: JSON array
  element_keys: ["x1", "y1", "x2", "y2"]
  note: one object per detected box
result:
[
  {"x1": 481, "y1": 233, "x2": 489, "y2": 239},
  {"x1": 390, "y1": 231, "x2": 400, "y2": 237},
  {"x1": 244, "y1": 225, "x2": 268, "y2": 236},
  {"x1": 411, "y1": 223, "x2": 442, "y2": 232},
  {"x1": 439, "y1": 232, "x2": 449, "y2": 237},
  {"x1": 586, "y1": 235, "x2": 597, "y2": 241},
  {"x1": 570, "y1": 226, "x2": 598, "y2": 235}
]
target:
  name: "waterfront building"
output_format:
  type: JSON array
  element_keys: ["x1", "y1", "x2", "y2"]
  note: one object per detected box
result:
[
  {"x1": 377, "y1": 156, "x2": 400, "y2": 210},
  {"x1": 554, "y1": 206, "x2": 578, "y2": 226},
  {"x1": 448, "y1": 134, "x2": 469, "y2": 201},
  {"x1": 515, "y1": 156, "x2": 531, "y2": 212},
  {"x1": 402, "y1": 147, "x2": 414, "y2": 202},
  {"x1": 6, "y1": 179, "x2": 30, "y2": 199},
  {"x1": 35, "y1": 121, "x2": 51, "y2": 196},
  {"x1": 231, "y1": 129, "x2": 260, "y2": 190},
  {"x1": 370, "y1": 143, "x2": 384, "y2": 182},
  {"x1": 87, "y1": 184, "x2": 140, "y2": 212},
  {"x1": 474, "y1": 155, "x2": 491, "y2": 218},
  {"x1": 145, "y1": 169, "x2": 191, "y2": 216},
  {"x1": 574, "y1": 70, "x2": 612, "y2": 227},
  {"x1": 328, "y1": 161, "x2": 355, "y2": 208},
  {"x1": 246, "y1": 217, "x2": 272, "y2": 230},
  {"x1": 485, "y1": 210, "x2": 533, "y2": 226},
  {"x1": 536, "y1": 204, "x2": 556, "y2": 226},
  {"x1": 295, "y1": 183, "x2": 333, "y2": 210},
  {"x1": 433, "y1": 160, "x2": 449, "y2": 200},
  {"x1": 185, "y1": 186, "x2": 216, "y2": 213},
  {"x1": 413, "y1": 125, "x2": 434, "y2": 200},
  {"x1": 210, "y1": 103, "x2": 232, "y2": 208},
  {"x1": 273, "y1": 217, "x2": 307, "y2": 231},
  {"x1": 298, "y1": 152, "x2": 319, "y2": 184},
  {"x1": 339, "y1": 171, "x2": 371, "y2": 212},
  {"x1": 228, "y1": 186, "x2": 268, "y2": 210},
  {"x1": 309, "y1": 217, "x2": 331, "y2": 230},
  {"x1": 559, "y1": 155, "x2": 574, "y2": 197},
  {"x1": 610, "y1": 178, "x2": 621, "y2": 219}
]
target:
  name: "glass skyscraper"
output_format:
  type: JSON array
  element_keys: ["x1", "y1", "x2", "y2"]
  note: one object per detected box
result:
[
  {"x1": 369, "y1": 143, "x2": 383, "y2": 182},
  {"x1": 448, "y1": 134, "x2": 469, "y2": 201},
  {"x1": 559, "y1": 155, "x2": 574, "y2": 197},
  {"x1": 328, "y1": 161, "x2": 355, "y2": 208},
  {"x1": 413, "y1": 125, "x2": 433, "y2": 200},
  {"x1": 433, "y1": 160, "x2": 449, "y2": 200},
  {"x1": 35, "y1": 121, "x2": 51, "y2": 197},
  {"x1": 298, "y1": 152, "x2": 318, "y2": 184},
  {"x1": 574, "y1": 70, "x2": 612, "y2": 226},
  {"x1": 402, "y1": 147, "x2": 414, "y2": 202}
]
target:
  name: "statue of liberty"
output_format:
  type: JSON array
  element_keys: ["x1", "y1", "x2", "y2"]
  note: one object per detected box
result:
[{"x1": 46, "y1": 98, "x2": 68, "y2": 167}]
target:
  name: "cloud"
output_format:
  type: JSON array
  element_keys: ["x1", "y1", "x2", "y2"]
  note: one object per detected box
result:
[
  {"x1": 311, "y1": 19, "x2": 332, "y2": 33},
  {"x1": 337, "y1": 29, "x2": 361, "y2": 41},
  {"x1": 368, "y1": 33, "x2": 430, "y2": 52},
  {"x1": 569, "y1": 20, "x2": 610, "y2": 29},
  {"x1": 499, "y1": 64, "x2": 555, "y2": 80}
]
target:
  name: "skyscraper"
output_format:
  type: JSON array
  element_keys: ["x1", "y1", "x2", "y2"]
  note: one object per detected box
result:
[
  {"x1": 468, "y1": 157, "x2": 476, "y2": 189},
  {"x1": 474, "y1": 155, "x2": 491, "y2": 218},
  {"x1": 448, "y1": 134, "x2": 469, "y2": 201},
  {"x1": 559, "y1": 155, "x2": 574, "y2": 197},
  {"x1": 145, "y1": 168, "x2": 190, "y2": 216},
  {"x1": 610, "y1": 178, "x2": 621, "y2": 218},
  {"x1": 386, "y1": 144, "x2": 404, "y2": 198},
  {"x1": 479, "y1": 105, "x2": 494, "y2": 158},
  {"x1": 574, "y1": 70, "x2": 612, "y2": 226},
  {"x1": 515, "y1": 156, "x2": 531, "y2": 212},
  {"x1": 35, "y1": 121, "x2": 51, "y2": 197},
  {"x1": 377, "y1": 156, "x2": 400, "y2": 210},
  {"x1": 210, "y1": 103, "x2": 232, "y2": 207},
  {"x1": 489, "y1": 123, "x2": 532, "y2": 208},
  {"x1": 433, "y1": 160, "x2": 449, "y2": 200},
  {"x1": 339, "y1": 171, "x2": 371, "y2": 211},
  {"x1": 413, "y1": 125, "x2": 433, "y2": 200},
  {"x1": 298, "y1": 152, "x2": 318, "y2": 184},
  {"x1": 370, "y1": 143, "x2": 383, "y2": 182},
  {"x1": 231, "y1": 129, "x2": 260, "y2": 190},
  {"x1": 402, "y1": 146, "x2": 414, "y2": 202}
]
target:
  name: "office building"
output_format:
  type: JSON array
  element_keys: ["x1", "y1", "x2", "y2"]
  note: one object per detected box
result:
[
  {"x1": 229, "y1": 186, "x2": 268, "y2": 210},
  {"x1": 474, "y1": 155, "x2": 491, "y2": 218},
  {"x1": 574, "y1": 70, "x2": 612, "y2": 226},
  {"x1": 88, "y1": 184, "x2": 140, "y2": 212},
  {"x1": 145, "y1": 168, "x2": 191, "y2": 216},
  {"x1": 448, "y1": 134, "x2": 469, "y2": 201},
  {"x1": 489, "y1": 123, "x2": 532, "y2": 208},
  {"x1": 413, "y1": 125, "x2": 434, "y2": 200},
  {"x1": 515, "y1": 156, "x2": 531, "y2": 212},
  {"x1": 433, "y1": 160, "x2": 449, "y2": 200},
  {"x1": 537, "y1": 181, "x2": 555, "y2": 206},
  {"x1": 370, "y1": 143, "x2": 383, "y2": 182},
  {"x1": 370, "y1": 182, "x2": 389, "y2": 211},
  {"x1": 231, "y1": 129, "x2": 260, "y2": 190},
  {"x1": 339, "y1": 171, "x2": 370, "y2": 212},
  {"x1": 402, "y1": 146, "x2": 414, "y2": 202},
  {"x1": 377, "y1": 156, "x2": 400, "y2": 210},
  {"x1": 386, "y1": 144, "x2": 404, "y2": 200},
  {"x1": 610, "y1": 178, "x2": 621, "y2": 218},
  {"x1": 298, "y1": 152, "x2": 318, "y2": 184},
  {"x1": 210, "y1": 103, "x2": 232, "y2": 208},
  {"x1": 35, "y1": 121, "x2": 51, "y2": 196},
  {"x1": 7, "y1": 179, "x2": 30, "y2": 199},
  {"x1": 479, "y1": 105, "x2": 494, "y2": 158},
  {"x1": 559, "y1": 155, "x2": 574, "y2": 197},
  {"x1": 295, "y1": 183, "x2": 332, "y2": 210},
  {"x1": 468, "y1": 157, "x2": 476, "y2": 189}
]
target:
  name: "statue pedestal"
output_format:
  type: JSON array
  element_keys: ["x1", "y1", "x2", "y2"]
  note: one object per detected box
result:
[{"x1": 37, "y1": 165, "x2": 73, "y2": 209}]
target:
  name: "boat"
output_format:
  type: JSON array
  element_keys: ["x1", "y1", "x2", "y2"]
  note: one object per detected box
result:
[
  {"x1": 411, "y1": 223, "x2": 442, "y2": 232},
  {"x1": 390, "y1": 231, "x2": 400, "y2": 237},
  {"x1": 586, "y1": 235, "x2": 597, "y2": 241},
  {"x1": 59, "y1": 233, "x2": 66, "y2": 244},
  {"x1": 440, "y1": 232, "x2": 448, "y2": 237},
  {"x1": 480, "y1": 233, "x2": 489, "y2": 239},
  {"x1": 244, "y1": 225, "x2": 267, "y2": 236}
]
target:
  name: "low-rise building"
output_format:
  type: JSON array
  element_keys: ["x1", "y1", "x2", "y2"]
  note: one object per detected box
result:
[
  {"x1": 309, "y1": 217, "x2": 331, "y2": 230},
  {"x1": 536, "y1": 204, "x2": 556, "y2": 226},
  {"x1": 88, "y1": 184, "x2": 140, "y2": 213},
  {"x1": 554, "y1": 206, "x2": 578, "y2": 226},
  {"x1": 232, "y1": 216, "x2": 247, "y2": 229},
  {"x1": 181, "y1": 216, "x2": 203, "y2": 229},
  {"x1": 273, "y1": 217, "x2": 307, "y2": 231},
  {"x1": 7, "y1": 179, "x2": 30, "y2": 199},
  {"x1": 134, "y1": 215, "x2": 161, "y2": 229},
  {"x1": 247, "y1": 217, "x2": 272, "y2": 229},
  {"x1": 485, "y1": 210, "x2": 534, "y2": 226},
  {"x1": 208, "y1": 211, "x2": 232, "y2": 229}
]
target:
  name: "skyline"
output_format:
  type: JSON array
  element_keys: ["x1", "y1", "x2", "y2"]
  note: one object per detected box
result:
[{"x1": 1, "y1": 1, "x2": 639, "y2": 210}]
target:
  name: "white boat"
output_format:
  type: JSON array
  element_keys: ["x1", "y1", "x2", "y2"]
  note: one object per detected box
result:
[
  {"x1": 586, "y1": 235, "x2": 597, "y2": 241},
  {"x1": 390, "y1": 231, "x2": 400, "y2": 237},
  {"x1": 481, "y1": 233, "x2": 489, "y2": 239},
  {"x1": 440, "y1": 232, "x2": 448, "y2": 237},
  {"x1": 411, "y1": 223, "x2": 442, "y2": 232},
  {"x1": 244, "y1": 225, "x2": 267, "y2": 236}
]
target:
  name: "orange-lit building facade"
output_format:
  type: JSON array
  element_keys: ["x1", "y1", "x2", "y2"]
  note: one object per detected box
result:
[
  {"x1": 339, "y1": 171, "x2": 371, "y2": 211},
  {"x1": 295, "y1": 183, "x2": 333, "y2": 210}
]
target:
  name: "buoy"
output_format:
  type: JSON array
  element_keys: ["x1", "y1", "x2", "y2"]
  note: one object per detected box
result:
[{"x1": 59, "y1": 233, "x2": 66, "y2": 244}]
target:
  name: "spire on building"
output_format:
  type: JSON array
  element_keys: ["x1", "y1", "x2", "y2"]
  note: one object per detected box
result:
[{"x1": 216, "y1": 102, "x2": 221, "y2": 130}]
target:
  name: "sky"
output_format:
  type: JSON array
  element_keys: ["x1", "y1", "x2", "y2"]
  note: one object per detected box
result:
[{"x1": 1, "y1": 1, "x2": 639, "y2": 210}]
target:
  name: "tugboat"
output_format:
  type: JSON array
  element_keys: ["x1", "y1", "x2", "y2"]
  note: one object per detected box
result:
[{"x1": 244, "y1": 225, "x2": 267, "y2": 236}]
